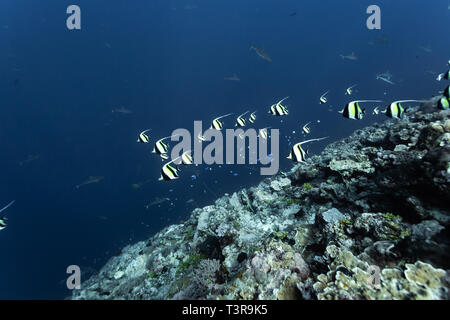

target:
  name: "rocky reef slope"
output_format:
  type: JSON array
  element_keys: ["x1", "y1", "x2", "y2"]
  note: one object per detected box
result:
[{"x1": 72, "y1": 103, "x2": 450, "y2": 300}]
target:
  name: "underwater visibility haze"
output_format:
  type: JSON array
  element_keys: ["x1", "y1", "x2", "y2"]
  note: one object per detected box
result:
[{"x1": 0, "y1": 0, "x2": 449, "y2": 300}]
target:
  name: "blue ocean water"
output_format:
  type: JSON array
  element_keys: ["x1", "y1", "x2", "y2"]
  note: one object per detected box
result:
[{"x1": 0, "y1": 0, "x2": 448, "y2": 299}]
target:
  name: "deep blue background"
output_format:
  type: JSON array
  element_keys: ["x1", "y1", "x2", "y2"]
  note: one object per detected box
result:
[{"x1": 0, "y1": 0, "x2": 448, "y2": 299}]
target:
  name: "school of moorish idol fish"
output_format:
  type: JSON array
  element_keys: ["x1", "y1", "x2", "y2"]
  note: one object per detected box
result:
[
  {"x1": 1, "y1": 65, "x2": 448, "y2": 232},
  {"x1": 136, "y1": 64, "x2": 450, "y2": 183}
]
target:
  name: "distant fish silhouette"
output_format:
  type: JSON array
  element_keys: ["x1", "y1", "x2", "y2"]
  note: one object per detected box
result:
[
  {"x1": 112, "y1": 107, "x2": 132, "y2": 114},
  {"x1": 340, "y1": 52, "x2": 358, "y2": 61},
  {"x1": 18, "y1": 154, "x2": 40, "y2": 166},
  {"x1": 76, "y1": 176, "x2": 104, "y2": 189},
  {"x1": 289, "y1": 12, "x2": 297, "y2": 16},
  {"x1": 250, "y1": 44, "x2": 272, "y2": 62},
  {"x1": 376, "y1": 75, "x2": 395, "y2": 85},
  {"x1": 419, "y1": 45, "x2": 432, "y2": 53},
  {"x1": 224, "y1": 74, "x2": 240, "y2": 81}
]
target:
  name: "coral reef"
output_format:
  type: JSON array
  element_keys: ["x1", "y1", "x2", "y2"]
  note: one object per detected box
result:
[{"x1": 72, "y1": 106, "x2": 450, "y2": 300}]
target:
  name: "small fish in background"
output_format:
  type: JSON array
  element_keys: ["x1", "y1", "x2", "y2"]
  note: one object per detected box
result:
[
  {"x1": 145, "y1": 197, "x2": 170, "y2": 209},
  {"x1": 152, "y1": 135, "x2": 179, "y2": 160},
  {"x1": 235, "y1": 111, "x2": 249, "y2": 127},
  {"x1": 287, "y1": 137, "x2": 328, "y2": 163},
  {"x1": 250, "y1": 44, "x2": 272, "y2": 62},
  {"x1": 269, "y1": 97, "x2": 289, "y2": 116},
  {"x1": 198, "y1": 133, "x2": 207, "y2": 142},
  {"x1": 18, "y1": 154, "x2": 40, "y2": 166},
  {"x1": 339, "y1": 52, "x2": 358, "y2": 60},
  {"x1": 381, "y1": 100, "x2": 424, "y2": 119},
  {"x1": 339, "y1": 100, "x2": 382, "y2": 120},
  {"x1": 289, "y1": 11, "x2": 297, "y2": 16},
  {"x1": 159, "y1": 156, "x2": 182, "y2": 181},
  {"x1": 258, "y1": 127, "x2": 271, "y2": 140},
  {"x1": 345, "y1": 84, "x2": 357, "y2": 95},
  {"x1": 376, "y1": 75, "x2": 395, "y2": 85},
  {"x1": 210, "y1": 113, "x2": 233, "y2": 130},
  {"x1": 180, "y1": 150, "x2": 193, "y2": 165},
  {"x1": 436, "y1": 70, "x2": 450, "y2": 81},
  {"x1": 419, "y1": 45, "x2": 432, "y2": 53},
  {"x1": 302, "y1": 122, "x2": 312, "y2": 134},
  {"x1": 437, "y1": 97, "x2": 449, "y2": 110},
  {"x1": 105, "y1": 42, "x2": 111, "y2": 49},
  {"x1": 0, "y1": 200, "x2": 15, "y2": 231},
  {"x1": 319, "y1": 91, "x2": 329, "y2": 104},
  {"x1": 137, "y1": 129, "x2": 151, "y2": 143},
  {"x1": 112, "y1": 107, "x2": 132, "y2": 114},
  {"x1": 131, "y1": 178, "x2": 152, "y2": 190},
  {"x1": 248, "y1": 111, "x2": 257, "y2": 124},
  {"x1": 373, "y1": 106, "x2": 380, "y2": 115},
  {"x1": 224, "y1": 74, "x2": 240, "y2": 81},
  {"x1": 76, "y1": 176, "x2": 104, "y2": 189}
]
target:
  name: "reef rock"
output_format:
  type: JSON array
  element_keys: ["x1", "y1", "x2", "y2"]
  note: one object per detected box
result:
[{"x1": 72, "y1": 107, "x2": 450, "y2": 300}]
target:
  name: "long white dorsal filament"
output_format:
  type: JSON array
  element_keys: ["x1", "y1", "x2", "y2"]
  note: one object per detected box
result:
[
  {"x1": 392, "y1": 100, "x2": 426, "y2": 104},
  {"x1": 298, "y1": 137, "x2": 329, "y2": 145},
  {"x1": 277, "y1": 96, "x2": 289, "y2": 105},
  {"x1": 354, "y1": 100, "x2": 383, "y2": 103},
  {"x1": 0, "y1": 200, "x2": 15, "y2": 215},
  {"x1": 158, "y1": 134, "x2": 181, "y2": 142},
  {"x1": 237, "y1": 111, "x2": 249, "y2": 118},
  {"x1": 214, "y1": 113, "x2": 233, "y2": 121}
]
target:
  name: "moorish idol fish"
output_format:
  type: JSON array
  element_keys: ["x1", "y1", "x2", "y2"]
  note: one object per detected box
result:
[
  {"x1": 437, "y1": 96, "x2": 450, "y2": 110},
  {"x1": 373, "y1": 106, "x2": 380, "y2": 115},
  {"x1": 287, "y1": 137, "x2": 328, "y2": 163},
  {"x1": 302, "y1": 122, "x2": 312, "y2": 134},
  {"x1": 235, "y1": 111, "x2": 249, "y2": 127},
  {"x1": 381, "y1": 100, "x2": 424, "y2": 119},
  {"x1": 345, "y1": 84, "x2": 357, "y2": 95},
  {"x1": 319, "y1": 91, "x2": 329, "y2": 104},
  {"x1": 0, "y1": 200, "x2": 15, "y2": 231},
  {"x1": 159, "y1": 157, "x2": 182, "y2": 181},
  {"x1": 436, "y1": 70, "x2": 450, "y2": 81},
  {"x1": 211, "y1": 113, "x2": 233, "y2": 130},
  {"x1": 248, "y1": 111, "x2": 257, "y2": 124},
  {"x1": 152, "y1": 135, "x2": 179, "y2": 158},
  {"x1": 258, "y1": 127, "x2": 271, "y2": 140},
  {"x1": 339, "y1": 100, "x2": 382, "y2": 120},
  {"x1": 181, "y1": 150, "x2": 193, "y2": 165},
  {"x1": 198, "y1": 133, "x2": 207, "y2": 142},
  {"x1": 269, "y1": 97, "x2": 289, "y2": 116},
  {"x1": 137, "y1": 129, "x2": 151, "y2": 144}
]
